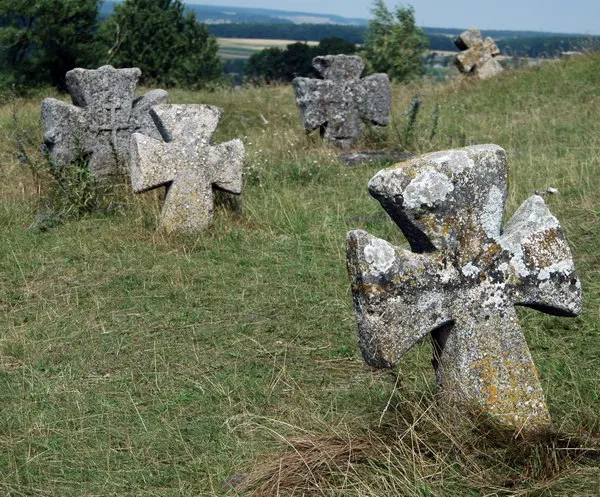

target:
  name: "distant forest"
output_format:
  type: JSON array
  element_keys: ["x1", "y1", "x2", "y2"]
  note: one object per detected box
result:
[
  {"x1": 208, "y1": 23, "x2": 600, "y2": 57},
  {"x1": 209, "y1": 24, "x2": 599, "y2": 57}
]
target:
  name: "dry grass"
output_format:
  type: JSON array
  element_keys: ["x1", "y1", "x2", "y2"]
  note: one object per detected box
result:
[{"x1": 236, "y1": 390, "x2": 600, "y2": 496}]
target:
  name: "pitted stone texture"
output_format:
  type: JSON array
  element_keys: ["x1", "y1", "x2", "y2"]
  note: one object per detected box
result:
[
  {"x1": 346, "y1": 144, "x2": 582, "y2": 430},
  {"x1": 41, "y1": 65, "x2": 168, "y2": 181},
  {"x1": 293, "y1": 55, "x2": 391, "y2": 148},
  {"x1": 131, "y1": 104, "x2": 244, "y2": 233},
  {"x1": 454, "y1": 30, "x2": 503, "y2": 79}
]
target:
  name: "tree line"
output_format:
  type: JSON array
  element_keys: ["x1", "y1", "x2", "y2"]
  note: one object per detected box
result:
[{"x1": 209, "y1": 24, "x2": 600, "y2": 58}]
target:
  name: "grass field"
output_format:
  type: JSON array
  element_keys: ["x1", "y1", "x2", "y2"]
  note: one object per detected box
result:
[
  {"x1": 217, "y1": 38, "x2": 319, "y2": 59},
  {"x1": 0, "y1": 55, "x2": 599, "y2": 496}
]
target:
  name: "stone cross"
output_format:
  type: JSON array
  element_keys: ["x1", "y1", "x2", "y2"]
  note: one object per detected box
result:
[
  {"x1": 41, "y1": 65, "x2": 168, "y2": 182},
  {"x1": 130, "y1": 104, "x2": 245, "y2": 233},
  {"x1": 346, "y1": 144, "x2": 582, "y2": 430},
  {"x1": 454, "y1": 29, "x2": 504, "y2": 80},
  {"x1": 293, "y1": 55, "x2": 391, "y2": 148}
]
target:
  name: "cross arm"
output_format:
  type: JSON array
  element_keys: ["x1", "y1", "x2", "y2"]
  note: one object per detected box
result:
[
  {"x1": 500, "y1": 195, "x2": 582, "y2": 316},
  {"x1": 346, "y1": 230, "x2": 451, "y2": 368},
  {"x1": 40, "y1": 98, "x2": 86, "y2": 165},
  {"x1": 356, "y1": 73, "x2": 392, "y2": 126},
  {"x1": 130, "y1": 133, "x2": 176, "y2": 192},
  {"x1": 292, "y1": 78, "x2": 331, "y2": 130},
  {"x1": 130, "y1": 89, "x2": 169, "y2": 140},
  {"x1": 207, "y1": 139, "x2": 245, "y2": 194}
]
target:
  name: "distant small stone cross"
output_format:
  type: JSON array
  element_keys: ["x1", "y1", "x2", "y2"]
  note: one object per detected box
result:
[
  {"x1": 454, "y1": 29, "x2": 504, "y2": 79},
  {"x1": 41, "y1": 65, "x2": 168, "y2": 181},
  {"x1": 346, "y1": 144, "x2": 582, "y2": 430},
  {"x1": 293, "y1": 55, "x2": 391, "y2": 148},
  {"x1": 131, "y1": 104, "x2": 245, "y2": 233}
]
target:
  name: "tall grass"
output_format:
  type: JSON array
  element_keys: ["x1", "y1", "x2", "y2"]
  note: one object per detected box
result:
[{"x1": 0, "y1": 55, "x2": 599, "y2": 496}]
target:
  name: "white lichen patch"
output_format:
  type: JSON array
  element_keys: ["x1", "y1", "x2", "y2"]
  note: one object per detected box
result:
[
  {"x1": 368, "y1": 167, "x2": 405, "y2": 197},
  {"x1": 439, "y1": 264, "x2": 458, "y2": 284},
  {"x1": 427, "y1": 149, "x2": 475, "y2": 175},
  {"x1": 364, "y1": 238, "x2": 396, "y2": 274},
  {"x1": 502, "y1": 196, "x2": 559, "y2": 251},
  {"x1": 480, "y1": 186, "x2": 504, "y2": 239},
  {"x1": 403, "y1": 169, "x2": 454, "y2": 209},
  {"x1": 461, "y1": 262, "x2": 479, "y2": 278},
  {"x1": 537, "y1": 260, "x2": 574, "y2": 280},
  {"x1": 417, "y1": 291, "x2": 444, "y2": 313}
]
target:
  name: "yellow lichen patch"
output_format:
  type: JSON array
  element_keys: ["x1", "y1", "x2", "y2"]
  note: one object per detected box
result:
[{"x1": 353, "y1": 283, "x2": 384, "y2": 297}]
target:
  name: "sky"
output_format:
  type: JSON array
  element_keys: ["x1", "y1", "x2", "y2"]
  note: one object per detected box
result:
[{"x1": 188, "y1": 0, "x2": 600, "y2": 35}]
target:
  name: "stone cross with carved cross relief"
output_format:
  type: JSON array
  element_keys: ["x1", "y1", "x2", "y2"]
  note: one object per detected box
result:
[
  {"x1": 130, "y1": 104, "x2": 245, "y2": 233},
  {"x1": 293, "y1": 55, "x2": 391, "y2": 148},
  {"x1": 41, "y1": 65, "x2": 168, "y2": 182},
  {"x1": 346, "y1": 144, "x2": 582, "y2": 430}
]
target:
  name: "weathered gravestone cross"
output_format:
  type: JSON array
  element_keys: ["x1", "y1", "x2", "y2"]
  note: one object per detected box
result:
[
  {"x1": 41, "y1": 65, "x2": 168, "y2": 181},
  {"x1": 131, "y1": 104, "x2": 245, "y2": 233},
  {"x1": 346, "y1": 144, "x2": 582, "y2": 430},
  {"x1": 454, "y1": 29, "x2": 504, "y2": 80},
  {"x1": 293, "y1": 55, "x2": 391, "y2": 148}
]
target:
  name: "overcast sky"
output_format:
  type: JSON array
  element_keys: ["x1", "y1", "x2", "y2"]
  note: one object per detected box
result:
[{"x1": 188, "y1": 0, "x2": 600, "y2": 35}]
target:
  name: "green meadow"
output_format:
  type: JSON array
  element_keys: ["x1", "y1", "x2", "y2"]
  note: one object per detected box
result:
[{"x1": 0, "y1": 54, "x2": 599, "y2": 496}]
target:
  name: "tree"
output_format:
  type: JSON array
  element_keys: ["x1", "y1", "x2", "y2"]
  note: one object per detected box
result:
[
  {"x1": 99, "y1": 0, "x2": 222, "y2": 88},
  {"x1": 315, "y1": 37, "x2": 356, "y2": 56},
  {"x1": 245, "y1": 38, "x2": 357, "y2": 83},
  {"x1": 0, "y1": 0, "x2": 101, "y2": 90},
  {"x1": 363, "y1": 0, "x2": 428, "y2": 82},
  {"x1": 245, "y1": 47, "x2": 285, "y2": 83}
]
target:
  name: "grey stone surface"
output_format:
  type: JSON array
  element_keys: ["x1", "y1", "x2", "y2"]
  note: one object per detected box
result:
[
  {"x1": 293, "y1": 55, "x2": 391, "y2": 148},
  {"x1": 131, "y1": 104, "x2": 245, "y2": 233},
  {"x1": 454, "y1": 28, "x2": 483, "y2": 50},
  {"x1": 346, "y1": 144, "x2": 582, "y2": 430},
  {"x1": 41, "y1": 65, "x2": 168, "y2": 181},
  {"x1": 454, "y1": 30, "x2": 503, "y2": 79}
]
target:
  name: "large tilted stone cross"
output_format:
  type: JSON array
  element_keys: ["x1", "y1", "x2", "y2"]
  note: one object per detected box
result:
[
  {"x1": 131, "y1": 104, "x2": 245, "y2": 233},
  {"x1": 293, "y1": 55, "x2": 391, "y2": 148},
  {"x1": 454, "y1": 29, "x2": 504, "y2": 80},
  {"x1": 41, "y1": 65, "x2": 167, "y2": 182},
  {"x1": 346, "y1": 145, "x2": 582, "y2": 430}
]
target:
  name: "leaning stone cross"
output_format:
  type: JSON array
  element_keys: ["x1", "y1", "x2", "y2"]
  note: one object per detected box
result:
[
  {"x1": 454, "y1": 29, "x2": 504, "y2": 80},
  {"x1": 346, "y1": 145, "x2": 582, "y2": 430},
  {"x1": 293, "y1": 55, "x2": 391, "y2": 148},
  {"x1": 131, "y1": 104, "x2": 245, "y2": 233},
  {"x1": 41, "y1": 65, "x2": 168, "y2": 182}
]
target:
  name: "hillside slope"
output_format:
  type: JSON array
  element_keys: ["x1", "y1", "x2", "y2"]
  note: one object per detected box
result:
[{"x1": 0, "y1": 54, "x2": 598, "y2": 496}]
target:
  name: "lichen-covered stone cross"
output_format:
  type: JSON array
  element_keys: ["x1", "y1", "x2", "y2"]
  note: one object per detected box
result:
[
  {"x1": 293, "y1": 55, "x2": 391, "y2": 148},
  {"x1": 41, "y1": 65, "x2": 168, "y2": 181},
  {"x1": 131, "y1": 104, "x2": 244, "y2": 233},
  {"x1": 346, "y1": 145, "x2": 582, "y2": 430},
  {"x1": 454, "y1": 29, "x2": 503, "y2": 80}
]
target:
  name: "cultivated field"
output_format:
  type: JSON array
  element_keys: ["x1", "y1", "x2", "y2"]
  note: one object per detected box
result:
[
  {"x1": 0, "y1": 54, "x2": 599, "y2": 496},
  {"x1": 217, "y1": 37, "x2": 319, "y2": 59}
]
